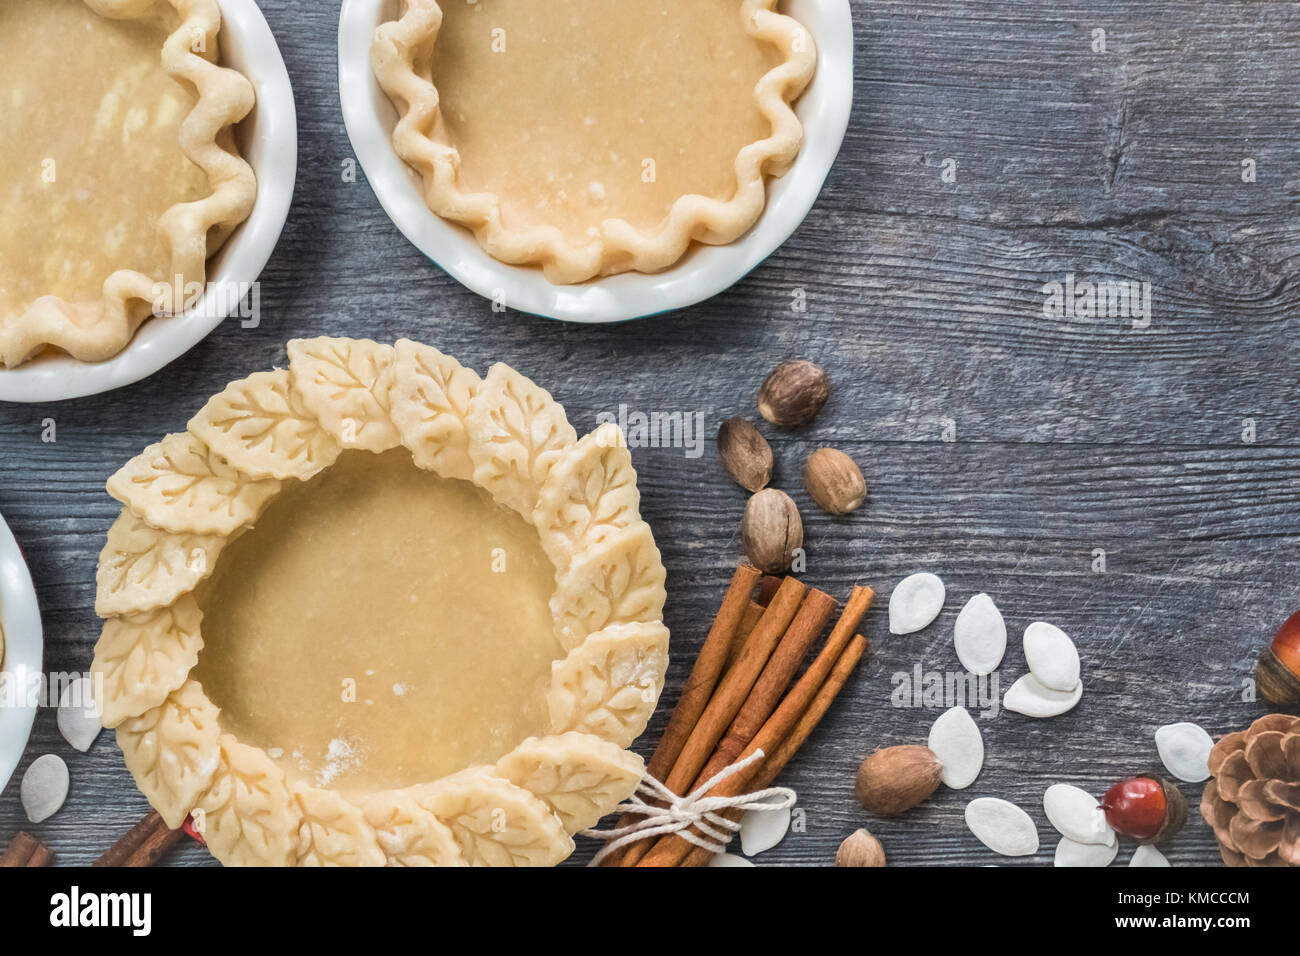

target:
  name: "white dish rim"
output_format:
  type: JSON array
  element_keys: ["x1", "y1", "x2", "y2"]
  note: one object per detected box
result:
[
  {"x1": 0, "y1": 512, "x2": 44, "y2": 798},
  {"x1": 337, "y1": 0, "x2": 854, "y2": 324},
  {"x1": 0, "y1": 0, "x2": 299, "y2": 404}
]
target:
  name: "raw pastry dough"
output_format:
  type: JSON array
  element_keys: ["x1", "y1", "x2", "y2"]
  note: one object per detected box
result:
[
  {"x1": 373, "y1": 0, "x2": 816, "y2": 282},
  {"x1": 190, "y1": 448, "x2": 561, "y2": 792},
  {"x1": 0, "y1": 0, "x2": 257, "y2": 366}
]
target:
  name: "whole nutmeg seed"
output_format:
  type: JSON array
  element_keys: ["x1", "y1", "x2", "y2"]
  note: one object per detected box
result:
[
  {"x1": 741, "y1": 488, "x2": 803, "y2": 574},
  {"x1": 804, "y1": 447, "x2": 866, "y2": 515},
  {"x1": 717, "y1": 417, "x2": 773, "y2": 493},
  {"x1": 1257, "y1": 608, "x2": 1300, "y2": 707},
  {"x1": 758, "y1": 360, "x2": 830, "y2": 427},
  {"x1": 855, "y1": 745, "x2": 944, "y2": 815},
  {"x1": 836, "y1": 828, "x2": 886, "y2": 867}
]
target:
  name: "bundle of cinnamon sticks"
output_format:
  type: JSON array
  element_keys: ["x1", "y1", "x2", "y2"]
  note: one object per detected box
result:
[{"x1": 602, "y1": 562, "x2": 873, "y2": 866}]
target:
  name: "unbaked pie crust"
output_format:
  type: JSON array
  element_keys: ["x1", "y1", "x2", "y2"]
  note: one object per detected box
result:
[
  {"x1": 0, "y1": 0, "x2": 257, "y2": 367},
  {"x1": 372, "y1": 0, "x2": 817, "y2": 283},
  {"x1": 92, "y1": 338, "x2": 669, "y2": 866}
]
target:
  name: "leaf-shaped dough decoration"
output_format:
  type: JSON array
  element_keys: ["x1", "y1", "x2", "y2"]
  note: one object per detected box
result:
[
  {"x1": 387, "y1": 338, "x2": 482, "y2": 480},
  {"x1": 293, "y1": 784, "x2": 386, "y2": 867},
  {"x1": 96, "y1": 509, "x2": 228, "y2": 617},
  {"x1": 467, "y1": 363, "x2": 577, "y2": 515},
  {"x1": 197, "y1": 735, "x2": 301, "y2": 867},
  {"x1": 548, "y1": 622, "x2": 670, "y2": 749},
  {"x1": 107, "y1": 432, "x2": 281, "y2": 536},
  {"x1": 550, "y1": 522, "x2": 665, "y2": 650},
  {"x1": 533, "y1": 423, "x2": 641, "y2": 572},
  {"x1": 188, "y1": 369, "x2": 341, "y2": 481},
  {"x1": 418, "y1": 770, "x2": 573, "y2": 867},
  {"x1": 496, "y1": 733, "x2": 644, "y2": 833},
  {"x1": 362, "y1": 789, "x2": 467, "y2": 866},
  {"x1": 93, "y1": 596, "x2": 204, "y2": 728},
  {"x1": 116, "y1": 680, "x2": 221, "y2": 828},
  {"x1": 287, "y1": 337, "x2": 402, "y2": 452}
]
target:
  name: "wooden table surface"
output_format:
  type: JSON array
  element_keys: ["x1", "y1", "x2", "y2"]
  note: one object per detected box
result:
[{"x1": 2, "y1": 0, "x2": 1298, "y2": 867}]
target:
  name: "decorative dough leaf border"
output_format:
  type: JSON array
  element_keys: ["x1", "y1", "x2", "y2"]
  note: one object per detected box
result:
[
  {"x1": 370, "y1": 0, "x2": 817, "y2": 283},
  {"x1": 92, "y1": 338, "x2": 669, "y2": 866}
]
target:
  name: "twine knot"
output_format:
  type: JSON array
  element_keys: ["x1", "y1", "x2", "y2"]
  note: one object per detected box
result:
[{"x1": 580, "y1": 749, "x2": 796, "y2": 866}]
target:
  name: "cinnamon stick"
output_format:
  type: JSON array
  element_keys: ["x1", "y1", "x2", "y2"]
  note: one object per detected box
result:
[
  {"x1": 738, "y1": 587, "x2": 873, "y2": 789},
  {"x1": 94, "y1": 811, "x2": 184, "y2": 867},
  {"x1": 757, "y1": 634, "x2": 871, "y2": 789},
  {"x1": 598, "y1": 563, "x2": 761, "y2": 866},
  {"x1": 1, "y1": 831, "x2": 41, "y2": 867},
  {"x1": 637, "y1": 590, "x2": 872, "y2": 867},
  {"x1": 678, "y1": 632, "x2": 870, "y2": 866},
  {"x1": 725, "y1": 600, "x2": 769, "y2": 670},
  {"x1": 687, "y1": 587, "x2": 837, "y2": 791},
  {"x1": 659, "y1": 576, "x2": 805, "y2": 797},
  {"x1": 647, "y1": 564, "x2": 762, "y2": 781},
  {"x1": 617, "y1": 574, "x2": 806, "y2": 866},
  {"x1": 27, "y1": 842, "x2": 54, "y2": 867}
]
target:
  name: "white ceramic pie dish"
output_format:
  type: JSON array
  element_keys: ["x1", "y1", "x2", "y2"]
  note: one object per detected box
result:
[
  {"x1": 338, "y1": 0, "x2": 854, "y2": 323},
  {"x1": 0, "y1": 511, "x2": 43, "y2": 798},
  {"x1": 0, "y1": 0, "x2": 298, "y2": 405}
]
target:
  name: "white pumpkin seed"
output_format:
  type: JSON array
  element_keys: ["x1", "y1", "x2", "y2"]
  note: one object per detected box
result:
[
  {"x1": 1054, "y1": 836, "x2": 1118, "y2": 867},
  {"x1": 1154, "y1": 722, "x2": 1213, "y2": 783},
  {"x1": 953, "y1": 593, "x2": 1006, "y2": 675},
  {"x1": 889, "y1": 572, "x2": 946, "y2": 635},
  {"x1": 1129, "y1": 845, "x2": 1172, "y2": 867},
  {"x1": 1023, "y1": 621, "x2": 1080, "y2": 692},
  {"x1": 21, "y1": 754, "x2": 69, "y2": 824},
  {"x1": 57, "y1": 677, "x2": 101, "y2": 753},
  {"x1": 1043, "y1": 783, "x2": 1115, "y2": 846},
  {"x1": 1003, "y1": 673, "x2": 1084, "y2": 718},
  {"x1": 707, "y1": 852, "x2": 755, "y2": 868},
  {"x1": 739, "y1": 803, "x2": 792, "y2": 856},
  {"x1": 927, "y1": 705, "x2": 984, "y2": 789},
  {"x1": 964, "y1": 797, "x2": 1039, "y2": 857}
]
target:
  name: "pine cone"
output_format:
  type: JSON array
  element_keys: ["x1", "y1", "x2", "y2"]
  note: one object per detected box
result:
[{"x1": 1200, "y1": 713, "x2": 1300, "y2": 866}]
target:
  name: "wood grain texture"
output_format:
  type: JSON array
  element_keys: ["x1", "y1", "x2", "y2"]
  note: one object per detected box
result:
[{"x1": 1, "y1": 0, "x2": 1298, "y2": 867}]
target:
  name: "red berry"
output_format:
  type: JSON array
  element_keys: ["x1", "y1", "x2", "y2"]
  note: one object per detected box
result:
[
  {"x1": 1101, "y1": 777, "x2": 1167, "y2": 842},
  {"x1": 1272, "y1": 609, "x2": 1300, "y2": 679},
  {"x1": 183, "y1": 815, "x2": 206, "y2": 847}
]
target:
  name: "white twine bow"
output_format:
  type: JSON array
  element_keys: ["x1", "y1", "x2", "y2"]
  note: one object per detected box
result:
[{"x1": 580, "y1": 749, "x2": 796, "y2": 866}]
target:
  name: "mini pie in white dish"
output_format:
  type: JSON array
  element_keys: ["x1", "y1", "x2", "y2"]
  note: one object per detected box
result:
[
  {"x1": 0, "y1": 0, "x2": 257, "y2": 369},
  {"x1": 91, "y1": 338, "x2": 670, "y2": 866},
  {"x1": 371, "y1": 0, "x2": 817, "y2": 284}
]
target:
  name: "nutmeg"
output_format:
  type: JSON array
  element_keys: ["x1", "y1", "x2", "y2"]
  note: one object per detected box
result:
[
  {"x1": 835, "y1": 828, "x2": 886, "y2": 867},
  {"x1": 855, "y1": 745, "x2": 944, "y2": 815},
  {"x1": 1257, "y1": 609, "x2": 1300, "y2": 707},
  {"x1": 804, "y1": 447, "x2": 866, "y2": 515},
  {"x1": 740, "y1": 488, "x2": 803, "y2": 574},
  {"x1": 717, "y1": 417, "x2": 773, "y2": 493},
  {"x1": 757, "y1": 360, "x2": 830, "y2": 427}
]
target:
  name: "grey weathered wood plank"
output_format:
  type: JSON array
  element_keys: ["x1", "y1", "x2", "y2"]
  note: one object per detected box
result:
[{"x1": 2, "y1": 0, "x2": 1299, "y2": 867}]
